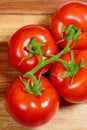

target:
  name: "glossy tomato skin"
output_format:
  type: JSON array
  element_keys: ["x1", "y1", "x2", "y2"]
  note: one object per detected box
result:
[
  {"x1": 50, "y1": 50, "x2": 87, "y2": 103},
  {"x1": 5, "y1": 76, "x2": 59, "y2": 127},
  {"x1": 50, "y1": 1, "x2": 87, "y2": 49},
  {"x1": 8, "y1": 25, "x2": 58, "y2": 73}
]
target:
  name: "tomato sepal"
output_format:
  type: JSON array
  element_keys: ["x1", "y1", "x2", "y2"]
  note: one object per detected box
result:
[{"x1": 20, "y1": 72, "x2": 45, "y2": 96}]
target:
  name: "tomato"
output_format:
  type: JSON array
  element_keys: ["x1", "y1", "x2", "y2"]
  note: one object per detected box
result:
[
  {"x1": 8, "y1": 25, "x2": 58, "y2": 74},
  {"x1": 5, "y1": 76, "x2": 59, "y2": 127},
  {"x1": 50, "y1": 1, "x2": 87, "y2": 49},
  {"x1": 50, "y1": 50, "x2": 87, "y2": 103}
]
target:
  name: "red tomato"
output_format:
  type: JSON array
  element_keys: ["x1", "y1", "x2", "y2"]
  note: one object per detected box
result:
[
  {"x1": 8, "y1": 25, "x2": 58, "y2": 74},
  {"x1": 5, "y1": 76, "x2": 59, "y2": 127},
  {"x1": 50, "y1": 1, "x2": 87, "y2": 49},
  {"x1": 50, "y1": 50, "x2": 87, "y2": 103}
]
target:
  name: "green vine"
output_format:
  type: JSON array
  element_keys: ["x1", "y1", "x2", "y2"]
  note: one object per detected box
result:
[{"x1": 19, "y1": 24, "x2": 82, "y2": 96}]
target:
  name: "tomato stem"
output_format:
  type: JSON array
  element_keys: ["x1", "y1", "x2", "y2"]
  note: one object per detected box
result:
[
  {"x1": 23, "y1": 24, "x2": 77, "y2": 77},
  {"x1": 21, "y1": 24, "x2": 81, "y2": 96}
]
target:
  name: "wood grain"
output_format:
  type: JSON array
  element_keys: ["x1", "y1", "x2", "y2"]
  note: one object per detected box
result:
[
  {"x1": 0, "y1": 0, "x2": 87, "y2": 15},
  {"x1": 0, "y1": 0, "x2": 87, "y2": 130},
  {"x1": 0, "y1": 14, "x2": 52, "y2": 42},
  {"x1": 0, "y1": 0, "x2": 75, "y2": 15},
  {"x1": 1, "y1": 94, "x2": 87, "y2": 130}
]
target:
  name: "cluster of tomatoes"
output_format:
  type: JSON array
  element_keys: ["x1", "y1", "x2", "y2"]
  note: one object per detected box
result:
[{"x1": 5, "y1": 1, "x2": 87, "y2": 128}]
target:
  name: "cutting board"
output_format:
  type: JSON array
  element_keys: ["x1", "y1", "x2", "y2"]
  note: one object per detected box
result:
[{"x1": 0, "y1": 0, "x2": 87, "y2": 130}]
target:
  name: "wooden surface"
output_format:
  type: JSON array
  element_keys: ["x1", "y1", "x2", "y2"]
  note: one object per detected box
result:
[{"x1": 0, "y1": 0, "x2": 87, "y2": 130}]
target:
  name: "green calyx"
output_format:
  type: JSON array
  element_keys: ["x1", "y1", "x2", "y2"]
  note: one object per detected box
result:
[
  {"x1": 25, "y1": 37, "x2": 47, "y2": 57},
  {"x1": 18, "y1": 37, "x2": 48, "y2": 66},
  {"x1": 58, "y1": 51, "x2": 85, "y2": 84},
  {"x1": 60, "y1": 24, "x2": 81, "y2": 47},
  {"x1": 20, "y1": 72, "x2": 45, "y2": 96}
]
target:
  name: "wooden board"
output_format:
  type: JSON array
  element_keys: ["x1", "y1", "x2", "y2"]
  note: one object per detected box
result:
[{"x1": 0, "y1": 0, "x2": 87, "y2": 130}]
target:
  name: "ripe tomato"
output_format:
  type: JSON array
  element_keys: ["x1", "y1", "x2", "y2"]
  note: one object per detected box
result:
[
  {"x1": 5, "y1": 76, "x2": 59, "y2": 127},
  {"x1": 8, "y1": 25, "x2": 58, "y2": 74},
  {"x1": 50, "y1": 50, "x2": 87, "y2": 103},
  {"x1": 50, "y1": 1, "x2": 87, "y2": 49}
]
